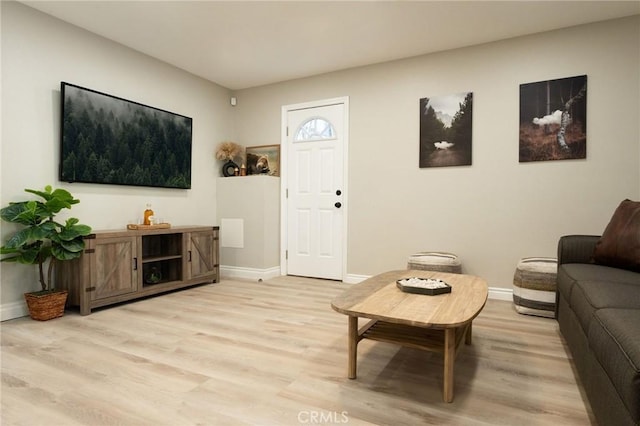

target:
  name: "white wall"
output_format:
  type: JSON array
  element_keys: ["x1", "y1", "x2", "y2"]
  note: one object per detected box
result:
[
  {"x1": 216, "y1": 176, "x2": 280, "y2": 277},
  {"x1": 234, "y1": 16, "x2": 640, "y2": 289},
  {"x1": 1, "y1": 2, "x2": 234, "y2": 318}
]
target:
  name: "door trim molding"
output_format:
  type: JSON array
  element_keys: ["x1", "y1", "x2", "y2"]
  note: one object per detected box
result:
[{"x1": 280, "y1": 96, "x2": 350, "y2": 281}]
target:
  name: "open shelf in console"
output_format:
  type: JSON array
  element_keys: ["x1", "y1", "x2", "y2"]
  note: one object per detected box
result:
[
  {"x1": 142, "y1": 259, "x2": 181, "y2": 285},
  {"x1": 141, "y1": 233, "x2": 183, "y2": 286},
  {"x1": 142, "y1": 232, "x2": 182, "y2": 259}
]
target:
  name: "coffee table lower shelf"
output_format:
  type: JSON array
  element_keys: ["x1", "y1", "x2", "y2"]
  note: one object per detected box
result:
[{"x1": 348, "y1": 317, "x2": 472, "y2": 402}]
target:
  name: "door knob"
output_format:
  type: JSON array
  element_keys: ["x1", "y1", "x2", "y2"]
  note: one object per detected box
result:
[{"x1": 335, "y1": 202, "x2": 342, "y2": 208}]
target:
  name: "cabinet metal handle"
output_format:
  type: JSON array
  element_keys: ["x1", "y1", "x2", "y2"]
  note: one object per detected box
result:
[
  {"x1": 133, "y1": 257, "x2": 138, "y2": 270},
  {"x1": 188, "y1": 250, "x2": 192, "y2": 262}
]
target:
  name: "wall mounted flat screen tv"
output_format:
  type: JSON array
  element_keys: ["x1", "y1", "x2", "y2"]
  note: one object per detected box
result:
[{"x1": 60, "y1": 82, "x2": 192, "y2": 189}]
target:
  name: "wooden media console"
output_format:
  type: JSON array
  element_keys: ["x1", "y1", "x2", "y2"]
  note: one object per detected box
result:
[{"x1": 56, "y1": 226, "x2": 220, "y2": 315}]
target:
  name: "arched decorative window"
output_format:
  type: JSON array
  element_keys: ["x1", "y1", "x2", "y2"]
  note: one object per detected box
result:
[{"x1": 294, "y1": 117, "x2": 336, "y2": 142}]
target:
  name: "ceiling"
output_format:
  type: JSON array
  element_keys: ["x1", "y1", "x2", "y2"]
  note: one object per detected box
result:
[{"x1": 22, "y1": 1, "x2": 640, "y2": 90}]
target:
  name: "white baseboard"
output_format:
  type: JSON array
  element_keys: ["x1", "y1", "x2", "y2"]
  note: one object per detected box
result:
[
  {"x1": 1, "y1": 300, "x2": 28, "y2": 322},
  {"x1": 343, "y1": 273, "x2": 370, "y2": 284},
  {"x1": 220, "y1": 265, "x2": 281, "y2": 282},
  {"x1": 488, "y1": 286, "x2": 514, "y2": 301}
]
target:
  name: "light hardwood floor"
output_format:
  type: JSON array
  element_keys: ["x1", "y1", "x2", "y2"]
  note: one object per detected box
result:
[{"x1": 1, "y1": 276, "x2": 594, "y2": 425}]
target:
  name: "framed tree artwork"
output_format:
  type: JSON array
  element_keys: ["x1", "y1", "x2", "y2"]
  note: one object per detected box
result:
[
  {"x1": 519, "y1": 75, "x2": 587, "y2": 162},
  {"x1": 419, "y1": 92, "x2": 473, "y2": 168}
]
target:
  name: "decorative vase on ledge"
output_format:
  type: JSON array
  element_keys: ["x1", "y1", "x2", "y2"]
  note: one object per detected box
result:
[{"x1": 222, "y1": 160, "x2": 239, "y2": 177}]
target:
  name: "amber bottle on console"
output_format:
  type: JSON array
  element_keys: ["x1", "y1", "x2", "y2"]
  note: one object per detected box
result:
[{"x1": 143, "y1": 204, "x2": 154, "y2": 225}]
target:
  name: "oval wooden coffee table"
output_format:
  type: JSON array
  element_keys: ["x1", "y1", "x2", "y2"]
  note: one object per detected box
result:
[{"x1": 331, "y1": 269, "x2": 488, "y2": 403}]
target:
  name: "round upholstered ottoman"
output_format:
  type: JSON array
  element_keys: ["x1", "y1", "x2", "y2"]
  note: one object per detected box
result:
[
  {"x1": 513, "y1": 257, "x2": 558, "y2": 318},
  {"x1": 407, "y1": 252, "x2": 462, "y2": 274}
]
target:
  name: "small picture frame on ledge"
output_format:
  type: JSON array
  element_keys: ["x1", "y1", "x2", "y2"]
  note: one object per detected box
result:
[{"x1": 246, "y1": 145, "x2": 280, "y2": 176}]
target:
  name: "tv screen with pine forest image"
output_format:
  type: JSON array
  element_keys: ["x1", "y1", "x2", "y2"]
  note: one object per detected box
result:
[{"x1": 60, "y1": 82, "x2": 192, "y2": 189}]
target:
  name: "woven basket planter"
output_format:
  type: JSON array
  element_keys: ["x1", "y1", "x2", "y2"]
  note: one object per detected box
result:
[{"x1": 24, "y1": 290, "x2": 68, "y2": 321}]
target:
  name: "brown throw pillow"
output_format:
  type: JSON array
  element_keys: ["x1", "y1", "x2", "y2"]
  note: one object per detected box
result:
[{"x1": 593, "y1": 199, "x2": 640, "y2": 272}]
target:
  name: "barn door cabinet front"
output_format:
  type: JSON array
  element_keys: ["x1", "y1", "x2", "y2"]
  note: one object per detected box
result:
[
  {"x1": 90, "y1": 235, "x2": 139, "y2": 301},
  {"x1": 186, "y1": 229, "x2": 219, "y2": 282}
]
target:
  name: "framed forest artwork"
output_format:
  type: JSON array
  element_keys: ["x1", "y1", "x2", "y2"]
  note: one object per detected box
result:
[
  {"x1": 419, "y1": 92, "x2": 473, "y2": 168},
  {"x1": 519, "y1": 75, "x2": 587, "y2": 162},
  {"x1": 60, "y1": 82, "x2": 192, "y2": 189}
]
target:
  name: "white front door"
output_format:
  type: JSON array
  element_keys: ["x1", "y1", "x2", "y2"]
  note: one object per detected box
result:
[{"x1": 282, "y1": 99, "x2": 348, "y2": 280}]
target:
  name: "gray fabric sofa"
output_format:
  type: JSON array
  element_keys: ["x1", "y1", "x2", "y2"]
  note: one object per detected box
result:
[{"x1": 556, "y1": 235, "x2": 640, "y2": 426}]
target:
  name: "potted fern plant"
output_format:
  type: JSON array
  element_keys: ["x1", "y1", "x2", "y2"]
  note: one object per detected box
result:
[{"x1": 0, "y1": 185, "x2": 92, "y2": 320}]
